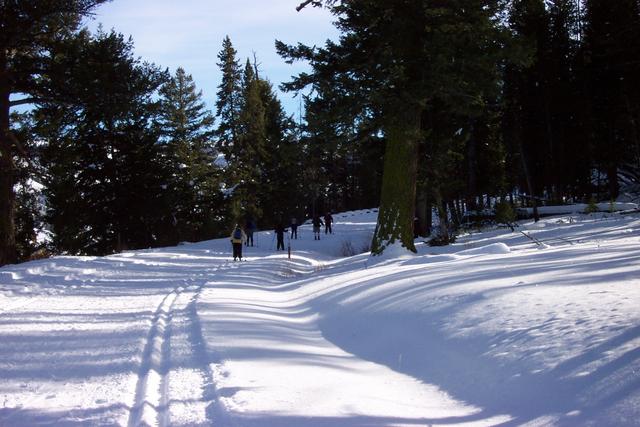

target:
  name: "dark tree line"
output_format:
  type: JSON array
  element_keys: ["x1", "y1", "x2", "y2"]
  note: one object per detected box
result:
[
  {"x1": 3, "y1": 0, "x2": 640, "y2": 264},
  {"x1": 278, "y1": 0, "x2": 640, "y2": 252},
  {"x1": 9, "y1": 30, "x2": 303, "y2": 260},
  {"x1": 1, "y1": 0, "x2": 112, "y2": 264},
  {"x1": 3, "y1": 4, "x2": 377, "y2": 264}
]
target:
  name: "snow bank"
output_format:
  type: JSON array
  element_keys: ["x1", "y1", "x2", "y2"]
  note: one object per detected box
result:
[
  {"x1": 518, "y1": 202, "x2": 638, "y2": 216},
  {"x1": 456, "y1": 242, "x2": 511, "y2": 256}
]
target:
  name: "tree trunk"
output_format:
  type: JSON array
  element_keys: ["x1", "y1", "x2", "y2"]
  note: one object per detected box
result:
[
  {"x1": 543, "y1": 88, "x2": 559, "y2": 202},
  {"x1": 622, "y1": 90, "x2": 640, "y2": 171},
  {"x1": 426, "y1": 200, "x2": 432, "y2": 236},
  {"x1": 433, "y1": 187, "x2": 449, "y2": 242},
  {"x1": 415, "y1": 190, "x2": 429, "y2": 237},
  {"x1": 607, "y1": 163, "x2": 619, "y2": 201},
  {"x1": 606, "y1": 125, "x2": 619, "y2": 200},
  {"x1": 466, "y1": 121, "x2": 478, "y2": 212},
  {"x1": 0, "y1": 51, "x2": 17, "y2": 266},
  {"x1": 515, "y1": 114, "x2": 539, "y2": 222},
  {"x1": 455, "y1": 199, "x2": 464, "y2": 224},
  {"x1": 371, "y1": 108, "x2": 420, "y2": 255},
  {"x1": 448, "y1": 200, "x2": 460, "y2": 228}
]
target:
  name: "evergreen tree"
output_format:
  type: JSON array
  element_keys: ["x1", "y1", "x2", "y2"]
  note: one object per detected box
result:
[
  {"x1": 280, "y1": 0, "x2": 511, "y2": 253},
  {"x1": 302, "y1": 90, "x2": 384, "y2": 217},
  {"x1": 583, "y1": 0, "x2": 640, "y2": 199},
  {"x1": 258, "y1": 78, "x2": 302, "y2": 226},
  {"x1": 10, "y1": 112, "x2": 46, "y2": 260},
  {"x1": 215, "y1": 36, "x2": 243, "y2": 161},
  {"x1": 546, "y1": 0, "x2": 589, "y2": 199},
  {"x1": 503, "y1": 0, "x2": 549, "y2": 220},
  {"x1": 38, "y1": 29, "x2": 167, "y2": 255},
  {"x1": 228, "y1": 59, "x2": 268, "y2": 223},
  {"x1": 0, "y1": 0, "x2": 109, "y2": 265},
  {"x1": 158, "y1": 67, "x2": 223, "y2": 242}
]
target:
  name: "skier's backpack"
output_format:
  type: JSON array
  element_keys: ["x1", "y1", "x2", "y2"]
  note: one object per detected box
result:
[{"x1": 233, "y1": 228, "x2": 242, "y2": 240}]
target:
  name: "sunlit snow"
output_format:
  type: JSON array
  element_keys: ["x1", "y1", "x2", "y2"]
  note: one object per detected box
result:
[{"x1": 1, "y1": 208, "x2": 639, "y2": 426}]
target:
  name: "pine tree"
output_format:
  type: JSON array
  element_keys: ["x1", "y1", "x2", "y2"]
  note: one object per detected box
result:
[
  {"x1": 0, "y1": 0, "x2": 109, "y2": 265},
  {"x1": 39, "y1": 29, "x2": 167, "y2": 255},
  {"x1": 158, "y1": 67, "x2": 222, "y2": 242},
  {"x1": 546, "y1": 0, "x2": 588, "y2": 199},
  {"x1": 281, "y1": 0, "x2": 511, "y2": 254},
  {"x1": 10, "y1": 112, "x2": 45, "y2": 260},
  {"x1": 503, "y1": 0, "x2": 549, "y2": 221},
  {"x1": 583, "y1": 0, "x2": 640, "y2": 199},
  {"x1": 227, "y1": 59, "x2": 268, "y2": 223},
  {"x1": 215, "y1": 36, "x2": 242, "y2": 161},
  {"x1": 258, "y1": 77, "x2": 302, "y2": 226},
  {"x1": 293, "y1": 68, "x2": 384, "y2": 217}
]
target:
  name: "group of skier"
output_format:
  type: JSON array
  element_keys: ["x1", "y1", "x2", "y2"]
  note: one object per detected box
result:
[
  {"x1": 229, "y1": 212, "x2": 334, "y2": 260},
  {"x1": 311, "y1": 212, "x2": 333, "y2": 240}
]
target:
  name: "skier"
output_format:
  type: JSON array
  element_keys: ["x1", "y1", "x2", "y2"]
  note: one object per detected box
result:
[
  {"x1": 290, "y1": 217, "x2": 298, "y2": 239},
  {"x1": 230, "y1": 224, "x2": 246, "y2": 261},
  {"x1": 324, "y1": 212, "x2": 334, "y2": 234},
  {"x1": 245, "y1": 217, "x2": 257, "y2": 247},
  {"x1": 274, "y1": 222, "x2": 288, "y2": 250},
  {"x1": 312, "y1": 215, "x2": 324, "y2": 240}
]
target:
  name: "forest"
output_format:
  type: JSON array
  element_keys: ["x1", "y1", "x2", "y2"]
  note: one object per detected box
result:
[{"x1": 1, "y1": 0, "x2": 639, "y2": 264}]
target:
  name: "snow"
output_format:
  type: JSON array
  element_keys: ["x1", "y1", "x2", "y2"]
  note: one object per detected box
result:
[
  {"x1": 517, "y1": 202, "x2": 638, "y2": 216},
  {"x1": 1, "y1": 208, "x2": 639, "y2": 426}
]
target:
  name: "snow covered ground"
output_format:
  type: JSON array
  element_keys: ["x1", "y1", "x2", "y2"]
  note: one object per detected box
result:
[{"x1": 1, "y1": 208, "x2": 639, "y2": 426}]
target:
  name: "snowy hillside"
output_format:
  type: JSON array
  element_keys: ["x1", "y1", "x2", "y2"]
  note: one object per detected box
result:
[{"x1": 1, "y1": 209, "x2": 639, "y2": 426}]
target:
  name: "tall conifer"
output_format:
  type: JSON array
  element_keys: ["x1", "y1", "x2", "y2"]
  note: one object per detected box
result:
[
  {"x1": 39, "y1": 30, "x2": 167, "y2": 255},
  {"x1": 215, "y1": 36, "x2": 242, "y2": 160},
  {"x1": 280, "y1": 0, "x2": 510, "y2": 253},
  {"x1": 0, "y1": 0, "x2": 109, "y2": 265},
  {"x1": 583, "y1": 0, "x2": 640, "y2": 198},
  {"x1": 158, "y1": 67, "x2": 222, "y2": 242}
]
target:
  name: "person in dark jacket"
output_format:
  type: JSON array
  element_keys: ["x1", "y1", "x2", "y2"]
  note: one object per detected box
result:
[
  {"x1": 245, "y1": 218, "x2": 257, "y2": 246},
  {"x1": 274, "y1": 223, "x2": 288, "y2": 250},
  {"x1": 324, "y1": 212, "x2": 334, "y2": 234},
  {"x1": 290, "y1": 217, "x2": 298, "y2": 239},
  {"x1": 312, "y1": 215, "x2": 324, "y2": 240}
]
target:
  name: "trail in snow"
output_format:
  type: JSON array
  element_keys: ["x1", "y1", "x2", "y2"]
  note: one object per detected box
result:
[
  {"x1": 0, "y1": 248, "x2": 235, "y2": 426},
  {"x1": 0, "y1": 209, "x2": 639, "y2": 426},
  {"x1": 128, "y1": 285, "x2": 182, "y2": 427},
  {"x1": 127, "y1": 260, "x2": 241, "y2": 427}
]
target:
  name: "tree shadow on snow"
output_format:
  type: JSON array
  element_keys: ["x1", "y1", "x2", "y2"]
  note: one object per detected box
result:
[{"x1": 312, "y1": 248, "x2": 640, "y2": 426}]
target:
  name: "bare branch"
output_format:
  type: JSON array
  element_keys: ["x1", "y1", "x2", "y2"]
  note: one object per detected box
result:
[
  {"x1": 9, "y1": 98, "x2": 38, "y2": 108},
  {"x1": 6, "y1": 130, "x2": 29, "y2": 159},
  {"x1": 296, "y1": 0, "x2": 317, "y2": 12}
]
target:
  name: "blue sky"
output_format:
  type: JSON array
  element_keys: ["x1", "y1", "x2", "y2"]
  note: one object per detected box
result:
[{"x1": 87, "y1": 0, "x2": 339, "y2": 117}]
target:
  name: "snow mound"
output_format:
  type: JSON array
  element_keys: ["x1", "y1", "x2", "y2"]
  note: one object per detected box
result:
[
  {"x1": 402, "y1": 254, "x2": 459, "y2": 266},
  {"x1": 366, "y1": 242, "x2": 416, "y2": 267},
  {"x1": 457, "y1": 242, "x2": 511, "y2": 256}
]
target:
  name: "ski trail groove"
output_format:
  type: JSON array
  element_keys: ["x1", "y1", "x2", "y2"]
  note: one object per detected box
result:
[
  {"x1": 128, "y1": 261, "x2": 235, "y2": 427},
  {"x1": 128, "y1": 286, "x2": 182, "y2": 427},
  {"x1": 186, "y1": 261, "x2": 238, "y2": 426},
  {"x1": 186, "y1": 279, "x2": 238, "y2": 427}
]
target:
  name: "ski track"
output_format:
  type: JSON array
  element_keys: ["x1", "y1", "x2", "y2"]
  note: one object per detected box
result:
[
  {"x1": 127, "y1": 261, "x2": 234, "y2": 427},
  {"x1": 4, "y1": 210, "x2": 638, "y2": 426},
  {"x1": 128, "y1": 285, "x2": 181, "y2": 427},
  {"x1": 0, "y1": 296, "x2": 42, "y2": 316},
  {"x1": 186, "y1": 280, "x2": 237, "y2": 427}
]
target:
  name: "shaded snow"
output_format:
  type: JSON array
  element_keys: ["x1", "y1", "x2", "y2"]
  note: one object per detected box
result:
[{"x1": 1, "y1": 209, "x2": 639, "y2": 426}]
